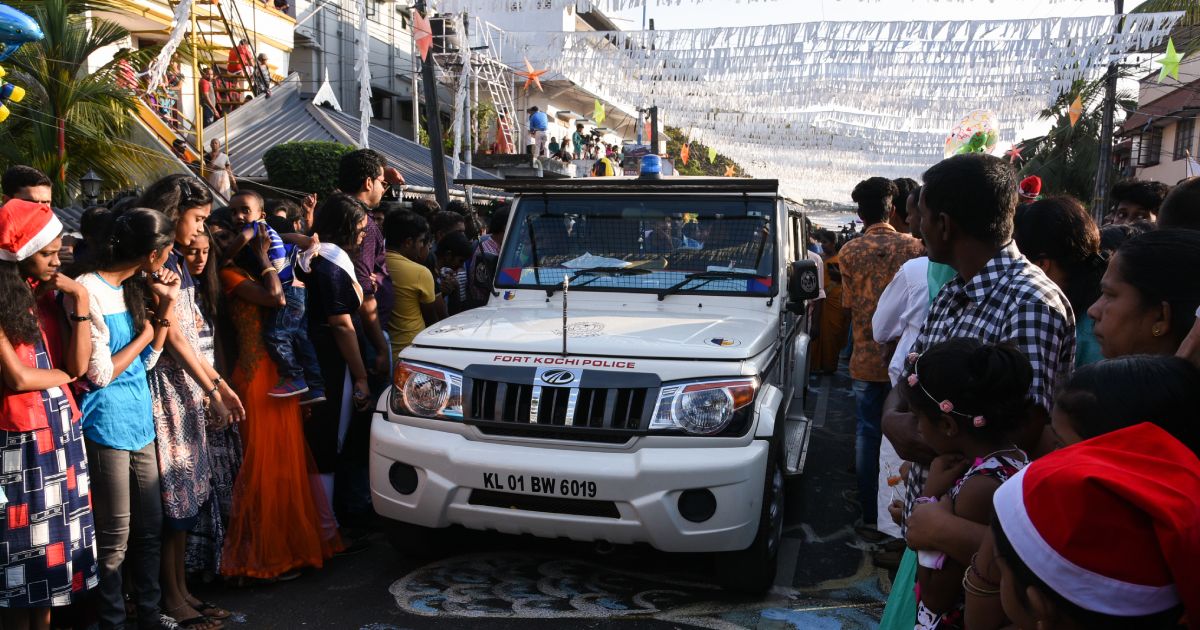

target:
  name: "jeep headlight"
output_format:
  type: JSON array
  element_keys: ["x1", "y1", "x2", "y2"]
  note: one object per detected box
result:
[
  {"x1": 391, "y1": 361, "x2": 463, "y2": 420},
  {"x1": 649, "y1": 378, "x2": 757, "y2": 435}
]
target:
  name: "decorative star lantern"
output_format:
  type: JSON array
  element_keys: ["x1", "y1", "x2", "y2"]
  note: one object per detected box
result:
[
  {"x1": 1068, "y1": 95, "x2": 1083, "y2": 128},
  {"x1": 593, "y1": 99, "x2": 605, "y2": 125},
  {"x1": 412, "y1": 9, "x2": 433, "y2": 61},
  {"x1": 708, "y1": 147, "x2": 717, "y2": 163},
  {"x1": 1159, "y1": 37, "x2": 1183, "y2": 83},
  {"x1": 1006, "y1": 144, "x2": 1024, "y2": 164},
  {"x1": 724, "y1": 165, "x2": 736, "y2": 177},
  {"x1": 514, "y1": 57, "x2": 548, "y2": 93},
  {"x1": 680, "y1": 144, "x2": 690, "y2": 165}
]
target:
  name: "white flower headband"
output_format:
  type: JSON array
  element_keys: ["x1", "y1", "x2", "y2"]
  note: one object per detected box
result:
[{"x1": 905, "y1": 352, "x2": 987, "y2": 428}]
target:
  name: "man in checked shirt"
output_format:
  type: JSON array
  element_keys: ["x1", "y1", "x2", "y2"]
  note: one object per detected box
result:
[{"x1": 881, "y1": 154, "x2": 1075, "y2": 576}]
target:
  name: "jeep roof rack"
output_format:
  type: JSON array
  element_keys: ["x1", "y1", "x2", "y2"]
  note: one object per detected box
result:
[{"x1": 452, "y1": 177, "x2": 780, "y2": 195}]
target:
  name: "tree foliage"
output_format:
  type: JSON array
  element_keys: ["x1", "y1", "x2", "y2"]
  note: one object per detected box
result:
[
  {"x1": 1017, "y1": 79, "x2": 1136, "y2": 204},
  {"x1": 0, "y1": 0, "x2": 161, "y2": 205},
  {"x1": 664, "y1": 126, "x2": 742, "y2": 177},
  {"x1": 263, "y1": 141, "x2": 353, "y2": 195}
]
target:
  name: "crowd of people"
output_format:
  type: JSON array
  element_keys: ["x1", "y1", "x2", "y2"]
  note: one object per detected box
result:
[
  {"x1": 524, "y1": 109, "x2": 622, "y2": 169},
  {"x1": 0, "y1": 152, "x2": 507, "y2": 630},
  {"x1": 812, "y1": 153, "x2": 1200, "y2": 629}
]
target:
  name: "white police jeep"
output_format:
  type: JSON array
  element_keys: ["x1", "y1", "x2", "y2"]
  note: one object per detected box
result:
[{"x1": 370, "y1": 168, "x2": 821, "y2": 591}]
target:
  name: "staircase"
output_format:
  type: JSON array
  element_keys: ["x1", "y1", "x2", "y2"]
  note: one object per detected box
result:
[{"x1": 471, "y1": 18, "x2": 517, "y2": 154}]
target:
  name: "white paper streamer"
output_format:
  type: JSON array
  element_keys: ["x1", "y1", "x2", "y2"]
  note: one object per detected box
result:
[
  {"x1": 488, "y1": 12, "x2": 1180, "y2": 199},
  {"x1": 143, "y1": 0, "x2": 193, "y2": 96},
  {"x1": 356, "y1": 0, "x2": 372, "y2": 148}
]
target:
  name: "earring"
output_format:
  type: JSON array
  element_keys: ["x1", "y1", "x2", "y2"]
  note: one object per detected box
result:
[{"x1": 1152, "y1": 324, "x2": 1164, "y2": 337}]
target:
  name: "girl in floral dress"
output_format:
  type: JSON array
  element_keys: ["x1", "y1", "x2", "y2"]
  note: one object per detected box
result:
[
  {"x1": 897, "y1": 338, "x2": 1031, "y2": 630},
  {"x1": 138, "y1": 176, "x2": 244, "y2": 628}
]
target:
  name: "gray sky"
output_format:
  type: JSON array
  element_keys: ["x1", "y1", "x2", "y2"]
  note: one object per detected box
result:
[{"x1": 612, "y1": 0, "x2": 1148, "y2": 30}]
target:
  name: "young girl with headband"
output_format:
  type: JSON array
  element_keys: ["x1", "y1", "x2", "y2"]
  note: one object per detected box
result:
[{"x1": 898, "y1": 337, "x2": 1034, "y2": 630}]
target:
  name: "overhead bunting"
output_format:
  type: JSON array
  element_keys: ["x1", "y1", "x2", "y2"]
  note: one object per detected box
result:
[
  {"x1": 1158, "y1": 37, "x2": 1183, "y2": 83},
  {"x1": 494, "y1": 12, "x2": 1180, "y2": 199}
]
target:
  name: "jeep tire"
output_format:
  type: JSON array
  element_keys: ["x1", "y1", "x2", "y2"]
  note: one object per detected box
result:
[{"x1": 715, "y1": 446, "x2": 784, "y2": 593}]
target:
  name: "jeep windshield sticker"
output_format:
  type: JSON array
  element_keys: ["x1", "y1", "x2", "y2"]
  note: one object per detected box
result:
[{"x1": 492, "y1": 355, "x2": 637, "y2": 369}]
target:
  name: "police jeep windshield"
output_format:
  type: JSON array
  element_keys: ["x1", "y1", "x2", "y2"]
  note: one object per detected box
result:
[{"x1": 496, "y1": 195, "x2": 777, "y2": 297}]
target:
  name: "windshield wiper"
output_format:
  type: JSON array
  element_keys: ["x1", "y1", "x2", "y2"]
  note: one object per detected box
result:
[
  {"x1": 546, "y1": 266, "x2": 651, "y2": 295},
  {"x1": 657, "y1": 270, "x2": 760, "y2": 301}
]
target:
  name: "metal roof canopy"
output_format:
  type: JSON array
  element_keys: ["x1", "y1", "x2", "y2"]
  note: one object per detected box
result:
[{"x1": 453, "y1": 177, "x2": 780, "y2": 194}]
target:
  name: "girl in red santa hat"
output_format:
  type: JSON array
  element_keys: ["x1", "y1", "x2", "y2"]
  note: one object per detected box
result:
[
  {"x1": 991, "y1": 422, "x2": 1200, "y2": 629},
  {"x1": 0, "y1": 200, "x2": 99, "y2": 628},
  {"x1": 898, "y1": 338, "x2": 1033, "y2": 630}
]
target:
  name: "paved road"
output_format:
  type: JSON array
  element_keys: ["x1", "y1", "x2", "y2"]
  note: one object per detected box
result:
[{"x1": 195, "y1": 369, "x2": 889, "y2": 629}]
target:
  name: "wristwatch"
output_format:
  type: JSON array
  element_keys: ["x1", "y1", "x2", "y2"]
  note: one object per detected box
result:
[{"x1": 69, "y1": 313, "x2": 91, "y2": 322}]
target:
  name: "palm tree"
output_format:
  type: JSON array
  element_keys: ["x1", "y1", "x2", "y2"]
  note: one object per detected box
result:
[{"x1": 0, "y1": 0, "x2": 162, "y2": 204}]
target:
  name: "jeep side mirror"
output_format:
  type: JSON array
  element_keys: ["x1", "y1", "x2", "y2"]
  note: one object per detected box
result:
[{"x1": 786, "y1": 258, "x2": 820, "y2": 313}]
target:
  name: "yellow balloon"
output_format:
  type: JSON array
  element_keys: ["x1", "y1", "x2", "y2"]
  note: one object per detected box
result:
[
  {"x1": 0, "y1": 105, "x2": 9, "y2": 123},
  {"x1": 0, "y1": 66, "x2": 6, "y2": 79},
  {"x1": 8, "y1": 84, "x2": 23, "y2": 103}
]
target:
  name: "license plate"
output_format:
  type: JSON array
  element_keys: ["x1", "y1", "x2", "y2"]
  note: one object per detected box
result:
[{"x1": 481, "y1": 472, "x2": 598, "y2": 498}]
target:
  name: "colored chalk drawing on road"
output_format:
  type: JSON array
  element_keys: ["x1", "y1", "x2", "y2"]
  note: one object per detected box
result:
[{"x1": 388, "y1": 552, "x2": 883, "y2": 629}]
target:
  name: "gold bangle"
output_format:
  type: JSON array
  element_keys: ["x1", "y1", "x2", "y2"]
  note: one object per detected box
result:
[
  {"x1": 962, "y1": 568, "x2": 1001, "y2": 597},
  {"x1": 260, "y1": 267, "x2": 278, "y2": 277}
]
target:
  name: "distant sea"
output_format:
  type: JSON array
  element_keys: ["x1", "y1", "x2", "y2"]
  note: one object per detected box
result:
[{"x1": 806, "y1": 210, "x2": 859, "y2": 230}]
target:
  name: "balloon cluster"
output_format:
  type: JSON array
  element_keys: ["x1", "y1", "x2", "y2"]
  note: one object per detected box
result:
[
  {"x1": 0, "y1": 66, "x2": 25, "y2": 123},
  {"x1": 0, "y1": 3, "x2": 43, "y2": 124}
]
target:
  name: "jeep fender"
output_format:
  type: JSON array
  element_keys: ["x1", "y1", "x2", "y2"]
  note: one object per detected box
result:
[{"x1": 753, "y1": 383, "x2": 785, "y2": 439}]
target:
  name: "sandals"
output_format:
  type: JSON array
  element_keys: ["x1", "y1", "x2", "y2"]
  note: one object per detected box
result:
[
  {"x1": 166, "y1": 604, "x2": 223, "y2": 630},
  {"x1": 192, "y1": 601, "x2": 232, "y2": 620}
]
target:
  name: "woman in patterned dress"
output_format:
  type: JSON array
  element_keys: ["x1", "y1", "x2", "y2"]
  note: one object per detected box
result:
[
  {"x1": 138, "y1": 176, "x2": 244, "y2": 628},
  {"x1": 180, "y1": 230, "x2": 244, "y2": 583},
  {"x1": 0, "y1": 201, "x2": 99, "y2": 630}
]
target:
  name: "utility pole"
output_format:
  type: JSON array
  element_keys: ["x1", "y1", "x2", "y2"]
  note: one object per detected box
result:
[
  {"x1": 410, "y1": 10, "x2": 419, "y2": 141},
  {"x1": 1093, "y1": 0, "x2": 1124, "y2": 225},
  {"x1": 416, "y1": 0, "x2": 450, "y2": 208},
  {"x1": 635, "y1": 6, "x2": 648, "y2": 146}
]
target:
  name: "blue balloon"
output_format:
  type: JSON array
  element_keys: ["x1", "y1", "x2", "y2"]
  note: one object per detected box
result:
[{"x1": 0, "y1": 4, "x2": 43, "y2": 62}]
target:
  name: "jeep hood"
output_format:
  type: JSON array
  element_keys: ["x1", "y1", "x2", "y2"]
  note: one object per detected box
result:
[{"x1": 412, "y1": 305, "x2": 775, "y2": 360}]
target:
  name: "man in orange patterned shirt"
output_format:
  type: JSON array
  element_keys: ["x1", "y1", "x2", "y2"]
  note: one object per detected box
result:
[{"x1": 839, "y1": 177, "x2": 924, "y2": 530}]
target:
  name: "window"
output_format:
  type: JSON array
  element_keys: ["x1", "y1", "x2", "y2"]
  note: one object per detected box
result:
[
  {"x1": 1139, "y1": 127, "x2": 1163, "y2": 167},
  {"x1": 371, "y1": 94, "x2": 392, "y2": 120},
  {"x1": 1175, "y1": 117, "x2": 1195, "y2": 160}
]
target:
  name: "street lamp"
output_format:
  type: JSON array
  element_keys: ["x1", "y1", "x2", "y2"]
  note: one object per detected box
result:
[{"x1": 80, "y1": 169, "x2": 102, "y2": 205}]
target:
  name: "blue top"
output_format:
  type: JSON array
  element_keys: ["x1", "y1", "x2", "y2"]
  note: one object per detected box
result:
[
  {"x1": 1075, "y1": 315, "x2": 1105, "y2": 367},
  {"x1": 75, "y1": 273, "x2": 159, "y2": 451},
  {"x1": 235, "y1": 223, "x2": 294, "y2": 286},
  {"x1": 529, "y1": 111, "x2": 549, "y2": 131}
]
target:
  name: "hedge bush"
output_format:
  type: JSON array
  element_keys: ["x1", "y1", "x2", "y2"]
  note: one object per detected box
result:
[{"x1": 263, "y1": 141, "x2": 353, "y2": 196}]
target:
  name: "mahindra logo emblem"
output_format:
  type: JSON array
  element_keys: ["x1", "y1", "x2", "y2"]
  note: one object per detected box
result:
[{"x1": 540, "y1": 369, "x2": 576, "y2": 385}]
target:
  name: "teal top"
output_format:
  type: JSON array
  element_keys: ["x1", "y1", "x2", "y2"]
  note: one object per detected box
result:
[
  {"x1": 927, "y1": 261, "x2": 956, "y2": 304},
  {"x1": 76, "y1": 273, "x2": 159, "y2": 451},
  {"x1": 1075, "y1": 315, "x2": 1105, "y2": 367}
]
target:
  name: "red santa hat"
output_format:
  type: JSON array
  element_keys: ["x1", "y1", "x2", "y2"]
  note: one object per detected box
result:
[
  {"x1": 1019, "y1": 175, "x2": 1042, "y2": 201},
  {"x1": 0, "y1": 199, "x2": 63, "y2": 262},
  {"x1": 993, "y1": 422, "x2": 1200, "y2": 622}
]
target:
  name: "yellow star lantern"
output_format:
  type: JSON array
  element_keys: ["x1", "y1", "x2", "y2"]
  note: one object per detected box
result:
[
  {"x1": 1068, "y1": 95, "x2": 1083, "y2": 128},
  {"x1": 514, "y1": 58, "x2": 548, "y2": 93},
  {"x1": 593, "y1": 99, "x2": 606, "y2": 125},
  {"x1": 1159, "y1": 38, "x2": 1184, "y2": 83}
]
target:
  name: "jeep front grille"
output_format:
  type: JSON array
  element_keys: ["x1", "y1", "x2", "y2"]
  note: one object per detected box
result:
[{"x1": 468, "y1": 380, "x2": 649, "y2": 430}]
